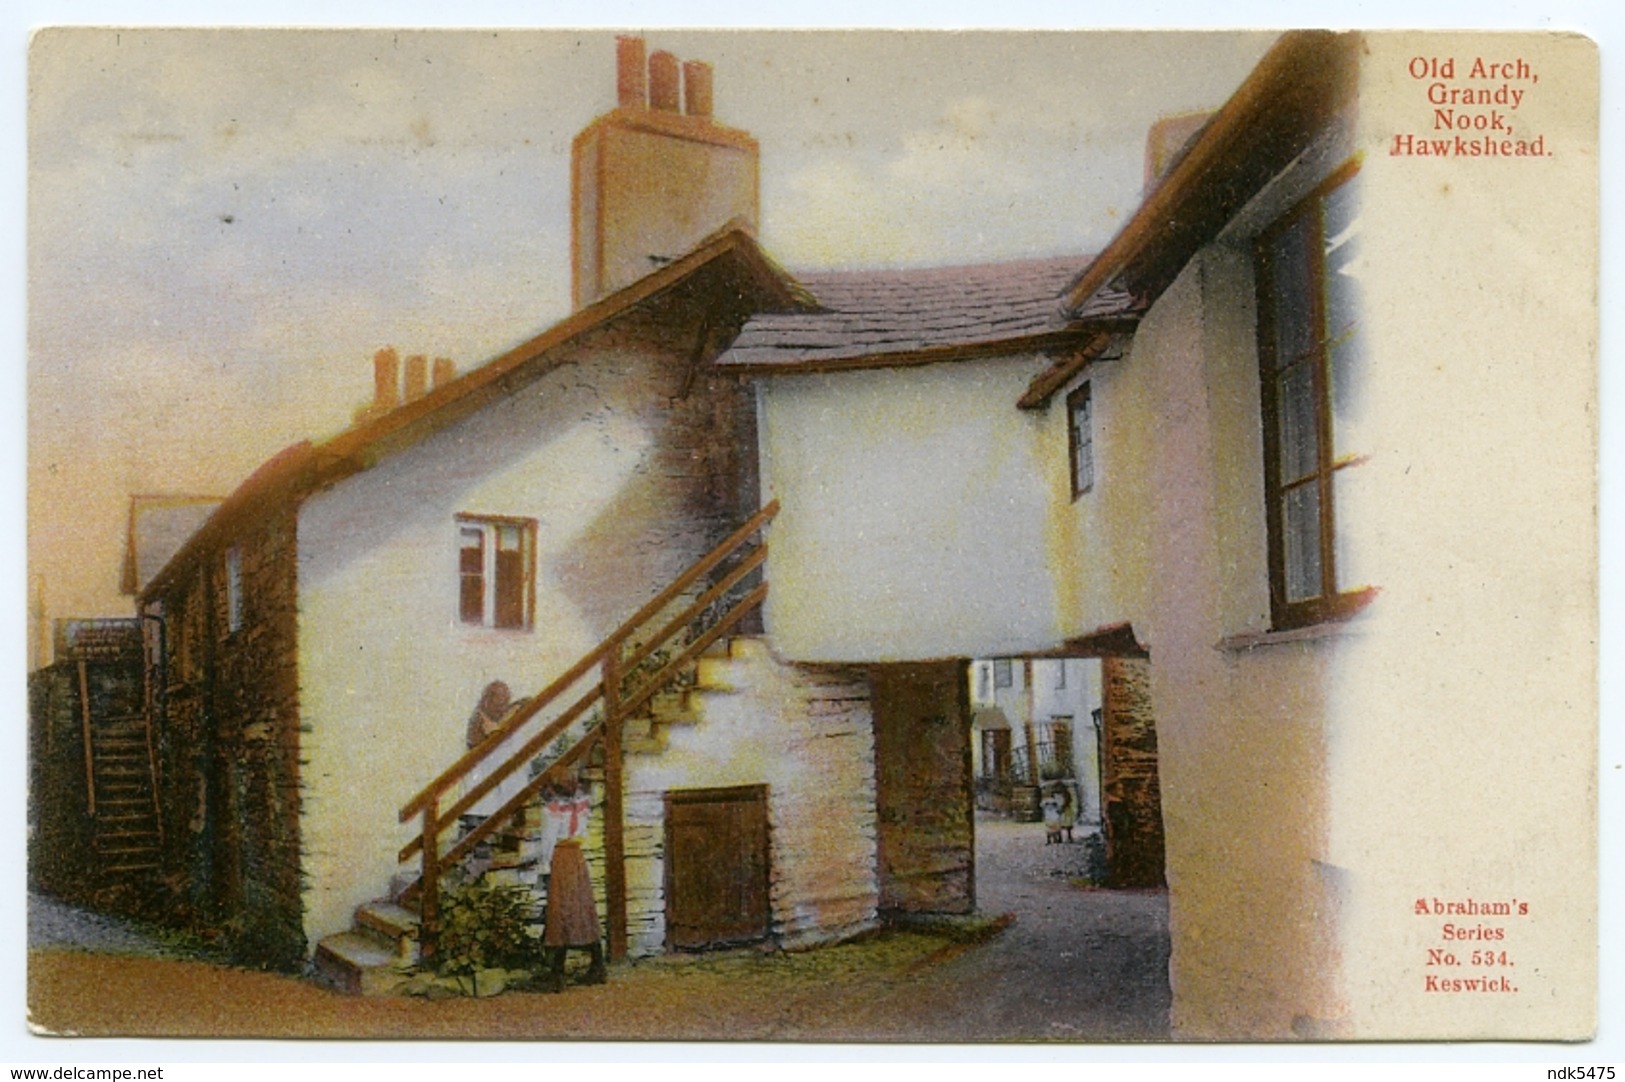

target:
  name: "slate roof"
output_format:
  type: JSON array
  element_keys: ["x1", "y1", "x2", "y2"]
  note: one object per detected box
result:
[{"x1": 718, "y1": 255, "x2": 1134, "y2": 373}]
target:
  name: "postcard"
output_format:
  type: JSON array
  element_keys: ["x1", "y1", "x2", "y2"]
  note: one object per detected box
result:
[{"x1": 22, "y1": 26, "x2": 1601, "y2": 1046}]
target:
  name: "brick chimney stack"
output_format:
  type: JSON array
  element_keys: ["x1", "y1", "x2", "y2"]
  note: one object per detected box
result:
[
  {"x1": 616, "y1": 36, "x2": 646, "y2": 109},
  {"x1": 403, "y1": 354, "x2": 429, "y2": 402},
  {"x1": 570, "y1": 37, "x2": 760, "y2": 310},
  {"x1": 432, "y1": 357, "x2": 457, "y2": 389},
  {"x1": 648, "y1": 51, "x2": 681, "y2": 112},
  {"x1": 373, "y1": 347, "x2": 401, "y2": 411},
  {"x1": 355, "y1": 347, "x2": 456, "y2": 425},
  {"x1": 682, "y1": 60, "x2": 713, "y2": 119}
]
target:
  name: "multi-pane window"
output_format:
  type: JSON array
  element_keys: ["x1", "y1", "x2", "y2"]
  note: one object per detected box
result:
[
  {"x1": 993, "y1": 658, "x2": 1014, "y2": 689},
  {"x1": 457, "y1": 515, "x2": 535, "y2": 630},
  {"x1": 1068, "y1": 382, "x2": 1095, "y2": 499},
  {"x1": 1256, "y1": 163, "x2": 1371, "y2": 629}
]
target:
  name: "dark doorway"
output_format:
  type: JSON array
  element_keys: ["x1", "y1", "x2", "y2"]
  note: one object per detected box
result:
[
  {"x1": 870, "y1": 661, "x2": 975, "y2": 917},
  {"x1": 664, "y1": 784, "x2": 770, "y2": 949}
]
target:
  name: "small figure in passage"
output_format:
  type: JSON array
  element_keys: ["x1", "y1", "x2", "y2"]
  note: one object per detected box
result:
[
  {"x1": 1041, "y1": 788, "x2": 1065, "y2": 845},
  {"x1": 1041, "y1": 784, "x2": 1077, "y2": 845}
]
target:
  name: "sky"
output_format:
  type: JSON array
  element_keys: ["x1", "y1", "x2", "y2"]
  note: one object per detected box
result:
[{"x1": 25, "y1": 29, "x2": 1283, "y2": 630}]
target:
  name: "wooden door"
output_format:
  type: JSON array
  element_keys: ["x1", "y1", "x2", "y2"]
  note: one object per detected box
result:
[{"x1": 665, "y1": 785, "x2": 769, "y2": 950}]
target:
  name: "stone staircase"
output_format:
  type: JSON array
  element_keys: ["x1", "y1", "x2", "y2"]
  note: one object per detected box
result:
[{"x1": 309, "y1": 637, "x2": 747, "y2": 996}]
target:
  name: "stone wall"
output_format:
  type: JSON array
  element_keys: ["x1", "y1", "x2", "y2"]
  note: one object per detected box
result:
[
  {"x1": 871, "y1": 661, "x2": 976, "y2": 916},
  {"x1": 27, "y1": 661, "x2": 116, "y2": 904},
  {"x1": 620, "y1": 639, "x2": 879, "y2": 956},
  {"x1": 150, "y1": 506, "x2": 304, "y2": 968},
  {"x1": 1100, "y1": 655, "x2": 1165, "y2": 889},
  {"x1": 296, "y1": 295, "x2": 765, "y2": 948}
]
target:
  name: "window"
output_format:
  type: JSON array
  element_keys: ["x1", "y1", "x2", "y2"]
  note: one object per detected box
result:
[
  {"x1": 981, "y1": 729, "x2": 1011, "y2": 780},
  {"x1": 992, "y1": 658, "x2": 1013, "y2": 689},
  {"x1": 1255, "y1": 163, "x2": 1372, "y2": 629},
  {"x1": 457, "y1": 515, "x2": 536, "y2": 630},
  {"x1": 1054, "y1": 661, "x2": 1067, "y2": 690},
  {"x1": 224, "y1": 547, "x2": 243, "y2": 634},
  {"x1": 1067, "y1": 382, "x2": 1094, "y2": 498},
  {"x1": 975, "y1": 663, "x2": 991, "y2": 701}
]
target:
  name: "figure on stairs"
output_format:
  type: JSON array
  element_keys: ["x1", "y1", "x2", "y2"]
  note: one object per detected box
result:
[
  {"x1": 538, "y1": 773, "x2": 605, "y2": 991},
  {"x1": 461, "y1": 680, "x2": 532, "y2": 826}
]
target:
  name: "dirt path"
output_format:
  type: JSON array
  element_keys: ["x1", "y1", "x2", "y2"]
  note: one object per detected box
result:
[{"x1": 28, "y1": 816, "x2": 1170, "y2": 1042}]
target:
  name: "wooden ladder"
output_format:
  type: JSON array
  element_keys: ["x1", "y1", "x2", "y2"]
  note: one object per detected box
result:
[{"x1": 77, "y1": 660, "x2": 164, "y2": 882}]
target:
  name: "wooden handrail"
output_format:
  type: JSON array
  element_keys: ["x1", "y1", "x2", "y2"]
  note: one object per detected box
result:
[
  {"x1": 616, "y1": 583, "x2": 769, "y2": 722},
  {"x1": 77, "y1": 661, "x2": 96, "y2": 817},
  {"x1": 398, "y1": 680, "x2": 603, "y2": 862},
  {"x1": 434, "y1": 730, "x2": 604, "y2": 875},
  {"x1": 403, "y1": 500, "x2": 779, "y2": 961},
  {"x1": 400, "y1": 498, "x2": 779, "y2": 821},
  {"x1": 618, "y1": 544, "x2": 767, "y2": 679}
]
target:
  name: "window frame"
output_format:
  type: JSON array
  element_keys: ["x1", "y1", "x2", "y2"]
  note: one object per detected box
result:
[
  {"x1": 1254, "y1": 159, "x2": 1374, "y2": 631},
  {"x1": 456, "y1": 514, "x2": 538, "y2": 631},
  {"x1": 1067, "y1": 381, "x2": 1095, "y2": 500},
  {"x1": 981, "y1": 728, "x2": 1012, "y2": 780},
  {"x1": 992, "y1": 658, "x2": 1013, "y2": 689}
]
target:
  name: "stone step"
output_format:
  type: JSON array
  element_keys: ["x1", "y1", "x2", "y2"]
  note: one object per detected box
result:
[
  {"x1": 694, "y1": 656, "x2": 739, "y2": 692},
  {"x1": 94, "y1": 830, "x2": 159, "y2": 846},
  {"x1": 355, "y1": 900, "x2": 421, "y2": 965},
  {"x1": 625, "y1": 730, "x2": 668, "y2": 756},
  {"x1": 728, "y1": 636, "x2": 771, "y2": 660},
  {"x1": 93, "y1": 739, "x2": 148, "y2": 752},
  {"x1": 311, "y1": 930, "x2": 413, "y2": 997}
]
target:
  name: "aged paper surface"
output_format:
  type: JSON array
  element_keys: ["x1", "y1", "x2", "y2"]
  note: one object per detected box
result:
[{"x1": 16, "y1": 16, "x2": 1610, "y2": 1061}]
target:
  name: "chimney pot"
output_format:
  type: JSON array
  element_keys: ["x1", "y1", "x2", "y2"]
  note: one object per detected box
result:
[
  {"x1": 648, "y1": 50, "x2": 680, "y2": 112},
  {"x1": 373, "y1": 347, "x2": 401, "y2": 410},
  {"x1": 404, "y1": 354, "x2": 429, "y2": 401},
  {"x1": 432, "y1": 357, "x2": 456, "y2": 388},
  {"x1": 616, "y1": 36, "x2": 647, "y2": 109},
  {"x1": 682, "y1": 60, "x2": 713, "y2": 119}
]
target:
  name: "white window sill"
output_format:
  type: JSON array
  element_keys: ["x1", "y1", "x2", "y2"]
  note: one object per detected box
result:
[{"x1": 1214, "y1": 620, "x2": 1363, "y2": 652}]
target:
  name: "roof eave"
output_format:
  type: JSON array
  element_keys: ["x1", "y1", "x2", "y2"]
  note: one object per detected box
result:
[
  {"x1": 1023, "y1": 30, "x2": 1360, "y2": 409},
  {"x1": 140, "y1": 225, "x2": 807, "y2": 602},
  {"x1": 723, "y1": 326, "x2": 1118, "y2": 378}
]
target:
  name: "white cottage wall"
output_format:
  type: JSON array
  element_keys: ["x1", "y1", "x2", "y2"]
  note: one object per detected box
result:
[
  {"x1": 622, "y1": 643, "x2": 879, "y2": 956},
  {"x1": 756, "y1": 359, "x2": 1062, "y2": 662},
  {"x1": 295, "y1": 322, "x2": 756, "y2": 948}
]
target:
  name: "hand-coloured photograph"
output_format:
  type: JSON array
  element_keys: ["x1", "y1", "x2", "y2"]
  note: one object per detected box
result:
[{"x1": 23, "y1": 25, "x2": 1601, "y2": 1046}]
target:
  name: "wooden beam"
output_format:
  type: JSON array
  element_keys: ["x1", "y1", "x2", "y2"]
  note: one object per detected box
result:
[
  {"x1": 77, "y1": 660, "x2": 95, "y2": 817},
  {"x1": 602, "y1": 637, "x2": 628, "y2": 963}
]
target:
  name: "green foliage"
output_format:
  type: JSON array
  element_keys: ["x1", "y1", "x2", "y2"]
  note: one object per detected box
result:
[{"x1": 434, "y1": 882, "x2": 538, "y2": 984}]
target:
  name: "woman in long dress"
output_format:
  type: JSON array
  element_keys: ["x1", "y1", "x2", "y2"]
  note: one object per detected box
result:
[{"x1": 539, "y1": 777, "x2": 605, "y2": 991}]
